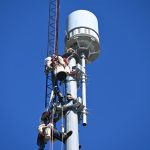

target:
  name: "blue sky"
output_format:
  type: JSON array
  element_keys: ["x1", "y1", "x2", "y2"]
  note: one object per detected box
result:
[{"x1": 0, "y1": 0, "x2": 150, "y2": 150}]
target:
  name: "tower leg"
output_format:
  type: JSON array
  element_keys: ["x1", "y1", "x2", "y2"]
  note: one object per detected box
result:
[{"x1": 65, "y1": 57, "x2": 79, "y2": 150}]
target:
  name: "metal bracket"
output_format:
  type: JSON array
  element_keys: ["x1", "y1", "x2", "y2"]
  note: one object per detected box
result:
[{"x1": 56, "y1": 97, "x2": 84, "y2": 113}]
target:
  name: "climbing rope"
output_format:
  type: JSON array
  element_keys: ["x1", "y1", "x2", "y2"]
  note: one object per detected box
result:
[
  {"x1": 47, "y1": 82, "x2": 66, "y2": 150},
  {"x1": 61, "y1": 106, "x2": 64, "y2": 150},
  {"x1": 60, "y1": 82, "x2": 66, "y2": 150},
  {"x1": 49, "y1": 107, "x2": 55, "y2": 150}
]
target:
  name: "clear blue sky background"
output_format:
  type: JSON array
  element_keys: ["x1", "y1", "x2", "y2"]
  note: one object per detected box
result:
[{"x1": 0, "y1": 0, "x2": 150, "y2": 150}]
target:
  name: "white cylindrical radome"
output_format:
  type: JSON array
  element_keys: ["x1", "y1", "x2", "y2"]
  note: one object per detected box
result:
[
  {"x1": 67, "y1": 10, "x2": 99, "y2": 42},
  {"x1": 65, "y1": 10, "x2": 100, "y2": 63}
]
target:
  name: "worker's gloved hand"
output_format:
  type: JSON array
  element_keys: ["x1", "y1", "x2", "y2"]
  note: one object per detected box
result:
[
  {"x1": 44, "y1": 127, "x2": 51, "y2": 140},
  {"x1": 38, "y1": 124, "x2": 46, "y2": 135}
]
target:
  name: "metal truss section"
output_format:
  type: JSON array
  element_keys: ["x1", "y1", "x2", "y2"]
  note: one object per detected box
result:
[
  {"x1": 47, "y1": 0, "x2": 60, "y2": 56},
  {"x1": 45, "y1": 0, "x2": 60, "y2": 108},
  {"x1": 45, "y1": 73, "x2": 53, "y2": 108}
]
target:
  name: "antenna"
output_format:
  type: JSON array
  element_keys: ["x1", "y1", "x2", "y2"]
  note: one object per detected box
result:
[{"x1": 37, "y1": 5, "x2": 100, "y2": 150}]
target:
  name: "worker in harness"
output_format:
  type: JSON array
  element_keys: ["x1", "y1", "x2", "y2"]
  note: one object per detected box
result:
[
  {"x1": 44, "y1": 55, "x2": 70, "y2": 81},
  {"x1": 37, "y1": 123, "x2": 72, "y2": 150},
  {"x1": 37, "y1": 109, "x2": 73, "y2": 150}
]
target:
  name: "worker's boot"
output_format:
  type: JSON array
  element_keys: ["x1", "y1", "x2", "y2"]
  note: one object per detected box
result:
[
  {"x1": 37, "y1": 134, "x2": 45, "y2": 150},
  {"x1": 62, "y1": 131, "x2": 73, "y2": 143},
  {"x1": 79, "y1": 144, "x2": 81, "y2": 149},
  {"x1": 38, "y1": 147, "x2": 44, "y2": 150}
]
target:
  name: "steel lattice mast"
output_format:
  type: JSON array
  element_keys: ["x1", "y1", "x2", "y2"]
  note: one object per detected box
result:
[{"x1": 45, "y1": 0, "x2": 60, "y2": 108}]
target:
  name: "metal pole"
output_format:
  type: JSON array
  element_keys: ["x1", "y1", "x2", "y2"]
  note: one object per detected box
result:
[
  {"x1": 65, "y1": 57, "x2": 79, "y2": 150},
  {"x1": 81, "y1": 54, "x2": 87, "y2": 126}
]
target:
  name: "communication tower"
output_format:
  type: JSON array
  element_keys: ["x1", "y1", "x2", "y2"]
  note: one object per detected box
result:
[
  {"x1": 64, "y1": 10, "x2": 100, "y2": 150},
  {"x1": 37, "y1": 1, "x2": 100, "y2": 150}
]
